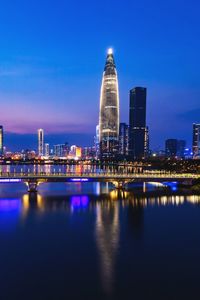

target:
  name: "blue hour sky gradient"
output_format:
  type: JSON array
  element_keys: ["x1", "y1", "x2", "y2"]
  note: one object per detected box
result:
[{"x1": 0, "y1": 0, "x2": 199, "y2": 151}]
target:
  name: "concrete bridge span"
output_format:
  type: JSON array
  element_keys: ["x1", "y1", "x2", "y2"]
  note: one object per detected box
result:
[{"x1": 0, "y1": 172, "x2": 199, "y2": 192}]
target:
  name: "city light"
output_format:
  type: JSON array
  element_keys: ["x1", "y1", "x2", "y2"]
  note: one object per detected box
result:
[
  {"x1": 70, "y1": 196, "x2": 89, "y2": 208},
  {"x1": 0, "y1": 179, "x2": 22, "y2": 183},
  {"x1": 108, "y1": 48, "x2": 113, "y2": 55},
  {"x1": 70, "y1": 178, "x2": 89, "y2": 182}
]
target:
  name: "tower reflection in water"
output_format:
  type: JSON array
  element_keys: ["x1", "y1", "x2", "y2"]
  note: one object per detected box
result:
[{"x1": 96, "y1": 200, "x2": 119, "y2": 296}]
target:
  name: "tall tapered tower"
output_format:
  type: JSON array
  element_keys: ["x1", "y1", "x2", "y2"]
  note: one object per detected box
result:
[{"x1": 99, "y1": 48, "x2": 120, "y2": 158}]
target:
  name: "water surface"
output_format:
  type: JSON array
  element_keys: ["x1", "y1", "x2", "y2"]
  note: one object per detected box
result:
[{"x1": 0, "y1": 182, "x2": 200, "y2": 300}]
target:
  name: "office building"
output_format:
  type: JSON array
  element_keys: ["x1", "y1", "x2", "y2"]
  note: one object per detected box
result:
[
  {"x1": 45, "y1": 143, "x2": 50, "y2": 158},
  {"x1": 38, "y1": 129, "x2": 44, "y2": 156},
  {"x1": 54, "y1": 143, "x2": 69, "y2": 158},
  {"x1": 165, "y1": 139, "x2": 186, "y2": 158},
  {"x1": 69, "y1": 145, "x2": 82, "y2": 159},
  {"x1": 193, "y1": 123, "x2": 200, "y2": 158},
  {"x1": 177, "y1": 140, "x2": 186, "y2": 158},
  {"x1": 99, "y1": 48, "x2": 119, "y2": 158},
  {"x1": 82, "y1": 147, "x2": 95, "y2": 159},
  {"x1": 119, "y1": 123, "x2": 129, "y2": 157},
  {"x1": 129, "y1": 87, "x2": 147, "y2": 159},
  {"x1": 165, "y1": 139, "x2": 178, "y2": 157}
]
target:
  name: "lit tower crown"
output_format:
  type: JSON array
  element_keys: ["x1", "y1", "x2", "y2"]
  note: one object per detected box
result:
[{"x1": 99, "y1": 48, "x2": 120, "y2": 158}]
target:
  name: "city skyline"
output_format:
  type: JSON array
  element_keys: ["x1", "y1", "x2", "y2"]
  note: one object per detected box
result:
[
  {"x1": 0, "y1": 2, "x2": 200, "y2": 300},
  {"x1": 0, "y1": 0, "x2": 200, "y2": 150}
]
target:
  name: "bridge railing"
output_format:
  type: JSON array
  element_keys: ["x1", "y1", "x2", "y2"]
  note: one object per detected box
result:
[{"x1": 0, "y1": 172, "x2": 199, "y2": 179}]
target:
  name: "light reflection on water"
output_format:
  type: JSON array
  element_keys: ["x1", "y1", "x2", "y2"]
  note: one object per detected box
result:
[
  {"x1": 96, "y1": 201, "x2": 119, "y2": 296},
  {"x1": 0, "y1": 189, "x2": 199, "y2": 240},
  {"x1": 0, "y1": 191, "x2": 200, "y2": 218},
  {"x1": 0, "y1": 182, "x2": 200, "y2": 299}
]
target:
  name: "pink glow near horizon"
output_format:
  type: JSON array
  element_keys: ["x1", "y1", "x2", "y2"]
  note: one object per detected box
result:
[{"x1": 0, "y1": 93, "x2": 97, "y2": 134}]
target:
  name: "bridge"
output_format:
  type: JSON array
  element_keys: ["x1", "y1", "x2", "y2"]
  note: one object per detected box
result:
[{"x1": 0, "y1": 172, "x2": 199, "y2": 192}]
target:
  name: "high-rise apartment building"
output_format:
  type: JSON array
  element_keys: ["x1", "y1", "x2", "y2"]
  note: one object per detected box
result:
[
  {"x1": 129, "y1": 87, "x2": 147, "y2": 159},
  {"x1": 193, "y1": 123, "x2": 200, "y2": 158},
  {"x1": 38, "y1": 129, "x2": 44, "y2": 156},
  {"x1": 99, "y1": 48, "x2": 119, "y2": 158}
]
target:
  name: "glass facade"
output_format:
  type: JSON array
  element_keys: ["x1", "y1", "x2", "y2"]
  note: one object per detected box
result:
[
  {"x1": 129, "y1": 87, "x2": 147, "y2": 159},
  {"x1": 99, "y1": 49, "x2": 119, "y2": 158}
]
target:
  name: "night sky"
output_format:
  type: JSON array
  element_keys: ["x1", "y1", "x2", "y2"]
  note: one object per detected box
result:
[{"x1": 0, "y1": 0, "x2": 199, "y2": 151}]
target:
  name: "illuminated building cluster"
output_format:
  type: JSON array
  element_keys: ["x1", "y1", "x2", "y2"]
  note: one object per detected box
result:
[
  {"x1": 98, "y1": 50, "x2": 149, "y2": 160},
  {"x1": 0, "y1": 49, "x2": 199, "y2": 162}
]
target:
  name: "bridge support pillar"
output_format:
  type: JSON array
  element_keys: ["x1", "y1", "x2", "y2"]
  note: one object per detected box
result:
[
  {"x1": 27, "y1": 181, "x2": 38, "y2": 193},
  {"x1": 112, "y1": 181, "x2": 126, "y2": 190}
]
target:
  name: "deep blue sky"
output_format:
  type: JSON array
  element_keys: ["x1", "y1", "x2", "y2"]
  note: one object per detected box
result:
[{"x1": 0, "y1": 0, "x2": 199, "y2": 151}]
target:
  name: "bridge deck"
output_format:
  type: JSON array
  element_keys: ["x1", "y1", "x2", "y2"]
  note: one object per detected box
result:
[
  {"x1": 0, "y1": 172, "x2": 199, "y2": 182},
  {"x1": 0, "y1": 172, "x2": 199, "y2": 191}
]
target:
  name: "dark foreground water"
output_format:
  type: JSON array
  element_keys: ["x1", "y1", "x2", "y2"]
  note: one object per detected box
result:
[{"x1": 0, "y1": 182, "x2": 200, "y2": 300}]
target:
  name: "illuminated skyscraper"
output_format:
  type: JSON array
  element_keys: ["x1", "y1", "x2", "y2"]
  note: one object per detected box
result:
[
  {"x1": 119, "y1": 123, "x2": 129, "y2": 157},
  {"x1": 45, "y1": 143, "x2": 50, "y2": 157},
  {"x1": 0, "y1": 125, "x2": 3, "y2": 155},
  {"x1": 193, "y1": 123, "x2": 200, "y2": 158},
  {"x1": 99, "y1": 48, "x2": 120, "y2": 158},
  {"x1": 38, "y1": 129, "x2": 44, "y2": 156},
  {"x1": 129, "y1": 87, "x2": 147, "y2": 159}
]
